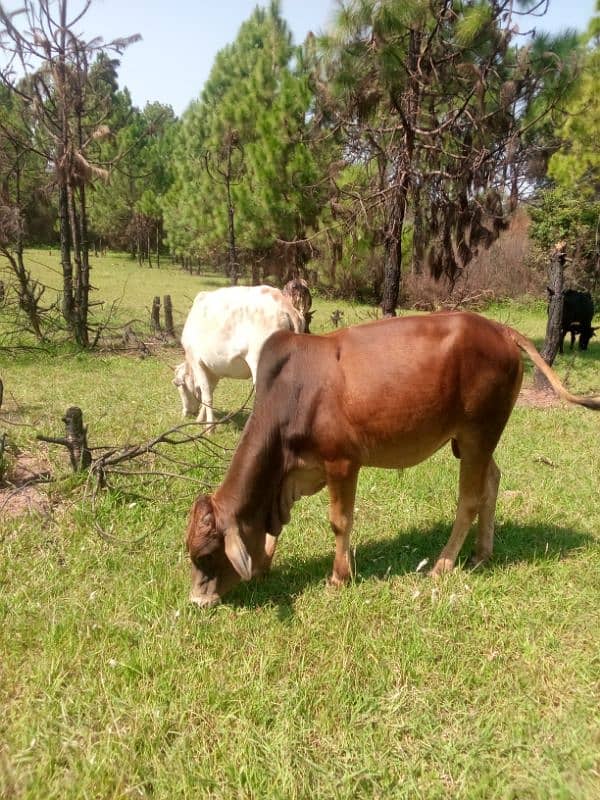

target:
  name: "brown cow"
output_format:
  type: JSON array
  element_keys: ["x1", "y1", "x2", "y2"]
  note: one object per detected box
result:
[{"x1": 186, "y1": 312, "x2": 600, "y2": 607}]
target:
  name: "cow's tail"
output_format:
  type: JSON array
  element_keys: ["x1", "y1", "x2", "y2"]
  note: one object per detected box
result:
[{"x1": 507, "y1": 327, "x2": 600, "y2": 410}]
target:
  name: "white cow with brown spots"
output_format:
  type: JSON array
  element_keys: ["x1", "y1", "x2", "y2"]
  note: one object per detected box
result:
[{"x1": 174, "y1": 285, "x2": 305, "y2": 426}]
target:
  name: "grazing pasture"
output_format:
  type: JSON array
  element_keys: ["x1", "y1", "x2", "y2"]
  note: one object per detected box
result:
[{"x1": 1, "y1": 251, "x2": 599, "y2": 799}]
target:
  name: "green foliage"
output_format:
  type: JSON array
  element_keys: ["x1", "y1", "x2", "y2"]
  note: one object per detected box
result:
[
  {"x1": 0, "y1": 85, "x2": 52, "y2": 242},
  {"x1": 529, "y1": 187, "x2": 599, "y2": 250},
  {"x1": 87, "y1": 92, "x2": 177, "y2": 251},
  {"x1": 547, "y1": 7, "x2": 600, "y2": 193},
  {"x1": 316, "y1": 0, "x2": 582, "y2": 312},
  {"x1": 529, "y1": 3, "x2": 600, "y2": 283},
  {"x1": 163, "y1": 1, "x2": 326, "y2": 276}
]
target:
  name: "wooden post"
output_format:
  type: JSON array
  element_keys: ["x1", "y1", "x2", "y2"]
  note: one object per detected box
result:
[
  {"x1": 163, "y1": 295, "x2": 175, "y2": 337},
  {"x1": 151, "y1": 296, "x2": 161, "y2": 332},
  {"x1": 62, "y1": 407, "x2": 92, "y2": 471},
  {"x1": 534, "y1": 242, "x2": 566, "y2": 392},
  {"x1": 0, "y1": 377, "x2": 3, "y2": 409}
]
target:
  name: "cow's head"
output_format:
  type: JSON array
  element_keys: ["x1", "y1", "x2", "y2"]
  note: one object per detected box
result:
[
  {"x1": 173, "y1": 362, "x2": 200, "y2": 418},
  {"x1": 186, "y1": 494, "x2": 268, "y2": 607},
  {"x1": 579, "y1": 327, "x2": 597, "y2": 351}
]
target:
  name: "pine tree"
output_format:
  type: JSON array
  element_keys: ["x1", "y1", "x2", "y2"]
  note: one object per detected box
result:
[
  {"x1": 163, "y1": 1, "x2": 325, "y2": 283},
  {"x1": 317, "y1": 0, "x2": 580, "y2": 314}
]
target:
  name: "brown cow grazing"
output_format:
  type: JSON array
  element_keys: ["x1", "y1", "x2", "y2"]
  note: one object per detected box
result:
[{"x1": 186, "y1": 312, "x2": 600, "y2": 607}]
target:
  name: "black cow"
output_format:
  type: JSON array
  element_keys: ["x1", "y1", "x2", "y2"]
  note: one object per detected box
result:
[{"x1": 548, "y1": 289, "x2": 596, "y2": 353}]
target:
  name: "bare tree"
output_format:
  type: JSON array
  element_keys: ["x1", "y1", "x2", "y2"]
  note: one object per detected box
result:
[
  {"x1": 0, "y1": 201, "x2": 49, "y2": 339},
  {"x1": 0, "y1": 0, "x2": 140, "y2": 345}
]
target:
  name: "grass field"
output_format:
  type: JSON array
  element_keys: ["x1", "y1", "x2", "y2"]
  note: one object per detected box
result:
[{"x1": 1, "y1": 251, "x2": 599, "y2": 799}]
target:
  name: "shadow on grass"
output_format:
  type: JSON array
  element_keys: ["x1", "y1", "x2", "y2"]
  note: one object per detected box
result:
[
  {"x1": 224, "y1": 521, "x2": 594, "y2": 616},
  {"x1": 220, "y1": 408, "x2": 251, "y2": 431}
]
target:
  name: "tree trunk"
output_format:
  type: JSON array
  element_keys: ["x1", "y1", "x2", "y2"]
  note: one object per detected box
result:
[
  {"x1": 225, "y1": 141, "x2": 238, "y2": 285},
  {"x1": 380, "y1": 189, "x2": 407, "y2": 317},
  {"x1": 411, "y1": 185, "x2": 424, "y2": 276},
  {"x1": 77, "y1": 183, "x2": 91, "y2": 347},
  {"x1": 381, "y1": 237, "x2": 402, "y2": 317},
  {"x1": 380, "y1": 171, "x2": 410, "y2": 317},
  {"x1": 534, "y1": 243, "x2": 566, "y2": 391},
  {"x1": 58, "y1": 184, "x2": 74, "y2": 326}
]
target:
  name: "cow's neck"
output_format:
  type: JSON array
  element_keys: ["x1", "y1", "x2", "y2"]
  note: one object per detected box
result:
[{"x1": 213, "y1": 409, "x2": 287, "y2": 535}]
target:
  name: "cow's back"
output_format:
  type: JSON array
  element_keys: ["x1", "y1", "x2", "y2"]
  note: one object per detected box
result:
[
  {"x1": 256, "y1": 312, "x2": 523, "y2": 468},
  {"x1": 181, "y1": 285, "x2": 303, "y2": 377},
  {"x1": 563, "y1": 290, "x2": 594, "y2": 324}
]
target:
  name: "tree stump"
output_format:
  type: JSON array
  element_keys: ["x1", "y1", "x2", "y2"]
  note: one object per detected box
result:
[
  {"x1": 62, "y1": 407, "x2": 92, "y2": 471},
  {"x1": 534, "y1": 242, "x2": 566, "y2": 392},
  {"x1": 37, "y1": 406, "x2": 92, "y2": 472},
  {"x1": 150, "y1": 296, "x2": 161, "y2": 332},
  {"x1": 163, "y1": 295, "x2": 175, "y2": 338}
]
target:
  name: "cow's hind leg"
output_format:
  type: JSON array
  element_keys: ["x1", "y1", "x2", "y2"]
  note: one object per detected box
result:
[
  {"x1": 326, "y1": 463, "x2": 359, "y2": 587},
  {"x1": 469, "y1": 457, "x2": 501, "y2": 568},
  {"x1": 430, "y1": 452, "x2": 494, "y2": 577}
]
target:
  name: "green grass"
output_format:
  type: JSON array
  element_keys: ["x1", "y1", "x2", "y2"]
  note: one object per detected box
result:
[{"x1": 1, "y1": 251, "x2": 599, "y2": 799}]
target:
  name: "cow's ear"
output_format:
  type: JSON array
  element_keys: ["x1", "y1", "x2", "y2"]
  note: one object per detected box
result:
[
  {"x1": 224, "y1": 526, "x2": 253, "y2": 581},
  {"x1": 187, "y1": 495, "x2": 220, "y2": 561}
]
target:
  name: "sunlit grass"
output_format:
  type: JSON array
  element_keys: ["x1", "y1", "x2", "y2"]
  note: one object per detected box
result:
[{"x1": 1, "y1": 251, "x2": 599, "y2": 799}]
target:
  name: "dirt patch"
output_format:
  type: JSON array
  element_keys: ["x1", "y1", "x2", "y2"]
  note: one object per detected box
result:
[
  {"x1": 0, "y1": 451, "x2": 52, "y2": 518},
  {"x1": 516, "y1": 387, "x2": 561, "y2": 408}
]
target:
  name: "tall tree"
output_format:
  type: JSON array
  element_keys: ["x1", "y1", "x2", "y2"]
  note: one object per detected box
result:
[
  {"x1": 530, "y1": 1, "x2": 600, "y2": 286},
  {"x1": 163, "y1": 1, "x2": 325, "y2": 283},
  {"x1": 0, "y1": 0, "x2": 139, "y2": 345},
  {"x1": 317, "y1": 0, "x2": 580, "y2": 315},
  {"x1": 88, "y1": 97, "x2": 177, "y2": 261}
]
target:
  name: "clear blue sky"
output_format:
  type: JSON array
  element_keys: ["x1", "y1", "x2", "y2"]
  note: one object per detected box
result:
[{"x1": 7, "y1": 0, "x2": 599, "y2": 116}]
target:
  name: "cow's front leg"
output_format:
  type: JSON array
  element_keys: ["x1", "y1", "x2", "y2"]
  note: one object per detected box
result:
[
  {"x1": 325, "y1": 462, "x2": 359, "y2": 587},
  {"x1": 193, "y1": 369, "x2": 217, "y2": 431}
]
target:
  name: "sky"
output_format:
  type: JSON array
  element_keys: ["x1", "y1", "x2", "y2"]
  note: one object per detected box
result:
[{"x1": 5, "y1": 0, "x2": 599, "y2": 116}]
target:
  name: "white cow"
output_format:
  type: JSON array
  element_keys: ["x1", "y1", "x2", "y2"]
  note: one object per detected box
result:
[{"x1": 173, "y1": 285, "x2": 305, "y2": 426}]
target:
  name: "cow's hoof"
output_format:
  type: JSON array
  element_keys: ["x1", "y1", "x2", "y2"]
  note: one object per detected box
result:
[
  {"x1": 190, "y1": 592, "x2": 221, "y2": 609},
  {"x1": 468, "y1": 554, "x2": 491, "y2": 570},
  {"x1": 429, "y1": 558, "x2": 454, "y2": 578},
  {"x1": 327, "y1": 573, "x2": 349, "y2": 588}
]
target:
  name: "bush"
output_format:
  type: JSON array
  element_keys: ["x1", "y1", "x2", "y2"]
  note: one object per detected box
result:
[{"x1": 402, "y1": 209, "x2": 544, "y2": 309}]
